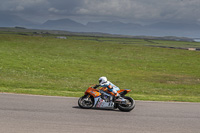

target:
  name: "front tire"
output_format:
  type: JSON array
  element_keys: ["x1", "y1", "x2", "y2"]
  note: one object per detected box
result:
[
  {"x1": 78, "y1": 95, "x2": 94, "y2": 109},
  {"x1": 117, "y1": 96, "x2": 135, "y2": 112}
]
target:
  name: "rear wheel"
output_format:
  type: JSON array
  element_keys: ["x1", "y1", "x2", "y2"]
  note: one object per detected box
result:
[
  {"x1": 78, "y1": 95, "x2": 94, "y2": 109},
  {"x1": 117, "y1": 96, "x2": 135, "y2": 112}
]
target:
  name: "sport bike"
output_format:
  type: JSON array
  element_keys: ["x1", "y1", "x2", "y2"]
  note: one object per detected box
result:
[{"x1": 78, "y1": 85, "x2": 135, "y2": 112}]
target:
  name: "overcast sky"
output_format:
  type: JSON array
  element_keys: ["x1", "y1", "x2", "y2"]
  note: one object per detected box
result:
[{"x1": 1, "y1": 0, "x2": 200, "y2": 24}]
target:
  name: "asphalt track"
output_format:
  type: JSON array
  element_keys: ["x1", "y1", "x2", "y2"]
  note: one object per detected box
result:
[{"x1": 0, "y1": 93, "x2": 200, "y2": 133}]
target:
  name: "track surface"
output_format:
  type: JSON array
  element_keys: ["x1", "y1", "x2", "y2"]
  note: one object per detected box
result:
[{"x1": 0, "y1": 93, "x2": 200, "y2": 133}]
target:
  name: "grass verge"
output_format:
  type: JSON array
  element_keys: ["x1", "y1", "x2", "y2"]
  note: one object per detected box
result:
[{"x1": 0, "y1": 33, "x2": 200, "y2": 102}]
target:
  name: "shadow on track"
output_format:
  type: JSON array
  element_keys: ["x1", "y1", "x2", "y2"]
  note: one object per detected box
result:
[{"x1": 72, "y1": 106, "x2": 127, "y2": 112}]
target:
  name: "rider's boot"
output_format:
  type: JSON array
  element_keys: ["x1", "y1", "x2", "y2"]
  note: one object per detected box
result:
[
  {"x1": 115, "y1": 97, "x2": 124, "y2": 102},
  {"x1": 113, "y1": 93, "x2": 122, "y2": 102}
]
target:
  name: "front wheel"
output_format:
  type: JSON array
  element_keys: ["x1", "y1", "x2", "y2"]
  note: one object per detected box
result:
[
  {"x1": 117, "y1": 96, "x2": 135, "y2": 112},
  {"x1": 78, "y1": 95, "x2": 94, "y2": 109}
]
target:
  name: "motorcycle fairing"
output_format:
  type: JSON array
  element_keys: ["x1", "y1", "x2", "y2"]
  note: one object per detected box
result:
[
  {"x1": 94, "y1": 97, "x2": 114, "y2": 109},
  {"x1": 117, "y1": 89, "x2": 131, "y2": 97},
  {"x1": 85, "y1": 87, "x2": 101, "y2": 98}
]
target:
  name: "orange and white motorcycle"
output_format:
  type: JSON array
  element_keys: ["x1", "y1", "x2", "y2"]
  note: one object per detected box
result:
[{"x1": 78, "y1": 85, "x2": 135, "y2": 112}]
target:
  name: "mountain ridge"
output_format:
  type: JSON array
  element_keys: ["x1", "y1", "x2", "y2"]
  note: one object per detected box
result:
[{"x1": 0, "y1": 14, "x2": 200, "y2": 38}]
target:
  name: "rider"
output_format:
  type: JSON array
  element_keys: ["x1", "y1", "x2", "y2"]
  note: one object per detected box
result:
[{"x1": 97, "y1": 76, "x2": 121, "y2": 101}]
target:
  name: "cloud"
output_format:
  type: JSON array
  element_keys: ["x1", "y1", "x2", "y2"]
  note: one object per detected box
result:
[
  {"x1": 15, "y1": 5, "x2": 24, "y2": 11},
  {"x1": 0, "y1": 0, "x2": 49, "y2": 12},
  {"x1": 0, "y1": 0, "x2": 200, "y2": 24},
  {"x1": 74, "y1": 0, "x2": 200, "y2": 23},
  {"x1": 48, "y1": 7, "x2": 59, "y2": 13}
]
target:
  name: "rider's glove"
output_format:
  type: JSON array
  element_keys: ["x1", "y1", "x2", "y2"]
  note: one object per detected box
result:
[{"x1": 93, "y1": 84, "x2": 100, "y2": 89}]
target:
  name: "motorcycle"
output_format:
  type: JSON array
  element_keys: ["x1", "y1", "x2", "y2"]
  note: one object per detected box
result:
[{"x1": 78, "y1": 85, "x2": 135, "y2": 112}]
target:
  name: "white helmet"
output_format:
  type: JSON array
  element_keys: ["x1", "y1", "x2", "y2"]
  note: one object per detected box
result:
[{"x1": 99, "y1": 76, "x2": 108, "y2": 86}]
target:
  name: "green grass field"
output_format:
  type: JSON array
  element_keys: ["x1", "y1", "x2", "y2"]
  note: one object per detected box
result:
[{"x1": 0, "y1": 33, "x2": 200, "y2": 102}]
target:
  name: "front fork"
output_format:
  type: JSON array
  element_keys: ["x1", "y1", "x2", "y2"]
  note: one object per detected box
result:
[{"x1": 84, "y1": 95, "x2": 93, "y2": 103}]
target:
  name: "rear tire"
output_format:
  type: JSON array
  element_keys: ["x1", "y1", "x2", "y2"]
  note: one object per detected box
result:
[
  {"x1": 78, "y1": 95, "x2": 94, "y2": 109},
  {"x1": 117, "y1": 96, "x2": 135, "y2": 112}
]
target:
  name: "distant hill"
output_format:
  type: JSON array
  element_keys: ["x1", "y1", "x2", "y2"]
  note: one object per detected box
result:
[
  {"x1": 0, "y1": 27, "x2": 195, "y2": 42},
  {"x1": 0, "y1": 12, "x2": 36, "y2": 27},
  {"x1": 86, "y1": 21, "x2": 142, "y2": 34},
  {"x1": 0, "y1": 13, "x2": 200, "y2": 38},
  {"x1": 87, "y1": 21, "x2": 141, "y2": 29},
  {"x1": 146, "y1": 22, "x2": 200, "y2": 30},
  {"x1": 85, "y1": 21, "x2": 200, "y2": 37},
  {"x1": 41, "y1": 18, "x2": 86, "y2": 31}
]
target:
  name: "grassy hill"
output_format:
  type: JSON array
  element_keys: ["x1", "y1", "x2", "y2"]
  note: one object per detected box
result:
[{"x1": 0, "y1": 31, "x2": 200, "y2": 102}]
